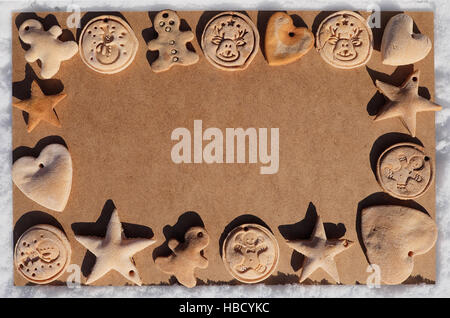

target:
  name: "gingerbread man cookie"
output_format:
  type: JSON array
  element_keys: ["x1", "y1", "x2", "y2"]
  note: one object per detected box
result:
[
  {"x1": 222, "y1": 224, "x2": 279, "y2": 284},
  {"x1": 19, "y1": 19, "x2": 78, "y2": 79},
  {"x1": 148, "y1": 10, "x2": 199, "y2": 72},
  {"x1": 155, "y1": 227, "x2": 209, "y2": 288},
  {"x1": 376, "y1": 143, "x2": 433, "y2": 200}
]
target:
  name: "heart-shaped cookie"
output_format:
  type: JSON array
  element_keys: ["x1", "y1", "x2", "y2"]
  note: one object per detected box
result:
[
  {"x1": 381, "y1": 14, "x2": 432, "y2": 65},
  {"x1": 12, "y1": 143, "x2": 72, "y2": 212},
  {"x1": 265, "y1": 12, "x2": 314, "y2": 66},
  {"x1": 361, "y1": 205, "x2": 437, "y2": 284}
]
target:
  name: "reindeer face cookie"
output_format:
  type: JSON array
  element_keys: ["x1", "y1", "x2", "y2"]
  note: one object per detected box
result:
[
  {"x1": 148, "y1": 10, "x2": 199, "y2": 72},
  {"x1": 222, "y1": 223, "x2": 279, "y2": 283},
  {"x1": 79, "y1": 15, "x2": 139, "y2": 74},
  {"x1": 15, "y1": 224, "x2": 71, "y2": 284},
  {"x1": 316, "y1": 11, "x2": 373, "y2": 69},
  {"x1": 19, "y1": 19, "x2": 78, "y2": 79},
  {"x1": 201, "y1": 12, "x2": 259, "y2": 71},
  {"x1": 376, "y1": 143, "x2": 432, "y2": 199}
]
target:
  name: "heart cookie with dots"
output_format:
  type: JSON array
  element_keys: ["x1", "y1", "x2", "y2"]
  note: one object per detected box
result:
[
  {"x1": 381, "y1": 14, "x2": 432, "y2": 65},
  {"x1": 12, "y1": 143, "x2": 72, "y2": 212},
  {"x1": 265, "y1": 12, "x2": 314, "y2": 66}
]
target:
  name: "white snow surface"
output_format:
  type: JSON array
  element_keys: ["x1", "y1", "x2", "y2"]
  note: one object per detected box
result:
[{"x1": 0, "y1": 0, "x2": 449, "y2": 298}]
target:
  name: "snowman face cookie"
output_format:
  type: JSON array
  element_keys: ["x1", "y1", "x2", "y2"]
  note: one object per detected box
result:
[
  {"x1": 147, "y1": 10, "x2": 199, "y2": 72},
  {"x1": 79, "y1": 15, "x2": 139, "y2": 74},
  {"x1": 201, "y1": 12, "x2": 259, "y2": 71},
  {"x1": 15, "y1": 224, "x2": 71, "y2": 284}
]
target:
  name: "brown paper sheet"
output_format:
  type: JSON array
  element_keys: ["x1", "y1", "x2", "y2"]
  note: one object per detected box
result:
[{"x1": 12, "y1": 11, "x2": 436, "y2": 286}]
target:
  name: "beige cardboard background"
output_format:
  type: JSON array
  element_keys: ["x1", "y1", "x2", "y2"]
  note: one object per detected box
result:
[{"x1": 12, "y1": 11, "x2": 436, "y2": 286}]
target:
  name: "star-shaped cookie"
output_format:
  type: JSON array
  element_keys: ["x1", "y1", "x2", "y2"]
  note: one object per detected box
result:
[
  {"x1": 374, "y1": 70, "x2": 442, "y2": 137},
  {"x1": 12, "y1": 81, "x2": 66, "y2": 133},
  {"x1": 285, "y1": 215, "x2": 353, "y2": 283},
  {"x1": 74, "y1": 208, "x2": 156, "y2": 285}
]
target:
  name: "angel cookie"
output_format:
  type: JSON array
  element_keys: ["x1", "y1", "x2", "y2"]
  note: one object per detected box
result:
[
  {"x1": 148, "y1": 10, "x2": 199, "y2": 72},
  {"x1": 19, "y1": 19, "x2": 78, "y2": 79},
  {"x1": 155, "y1": 227, "x2": 209, "y2": 288}
]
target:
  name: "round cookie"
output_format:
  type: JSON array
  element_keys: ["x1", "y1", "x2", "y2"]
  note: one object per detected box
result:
[
  {"x1": 201, "y1": 12, "x2": 259, "y2": 71},
  {"x1": 222, "y1": 223, "x2": 279, "y2": 283},
  {"x1": 14, "y1": 224, "x2": 71, "y2": 284},
  {"x1": 376, "y1": 142, "x2": 433, "y2": 200},
  {"x1": 316, "y1": 11, "x2": 373, "y2": 69},
  {"x1": 79, "y1": 15, "x2": 139, "y2": 74}
]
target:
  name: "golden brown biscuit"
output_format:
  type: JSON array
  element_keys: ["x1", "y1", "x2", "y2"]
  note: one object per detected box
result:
[
  {"x1": 265, "y1": 12, "x2": 314, "y2": 66},
  {"x1": 12, "y1": 81, "x2": 66, "y2": 133}
]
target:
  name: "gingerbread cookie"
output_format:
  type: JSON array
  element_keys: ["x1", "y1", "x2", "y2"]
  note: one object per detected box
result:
[
  {"x1": 12, "y1": 143, "x2": 72, "y2": 212},
  {"x1": 15, "y1": 224, "x2": 71, "y2": 284},
  {"x1": 222, "y1": 224, "x2": 279, "y2": 283},
  {"x1": 79, "y1": 15, "x2": 139, "y2": 74},
  {"x1": 316, "y1": 11, "x2": 373, "y2": 69},
  {"x1": 201, "y1": 12, "x2": 259, "y2": 71},
  {"x1": 19, "y1": 19, "x2": 78, "y2": 79},
  {"x1": 376, "y1": 142, "x2": 433, "y2": 200},
  {"x1": 148, "y1": 10, "x2": 199, "y2": 72},
  {"x1": 265, "y1": 12, "x2": 314, "y2": 66},
  {"x1": 155, "y1": 226, "x2": 209, "y2": 288}
]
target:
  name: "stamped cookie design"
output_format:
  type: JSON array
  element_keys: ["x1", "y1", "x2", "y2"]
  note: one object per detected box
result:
[
  {"x1": 316, "y1": 11, "x2": 373, "y2": 69},
  {"x1": 222, "y1": 223, "x2": 279, "y2": 283},
  {"x1": 201, "y1": 12, "x2": 259, "y2": 71},
  {"x1": 376, "y1": 143, "x2": 432, "y2": 200},
  {"x1": 15, "y1": 224, "x2": 71, "y2": 284},
  {"x1": 79, "y1": 15, "x2": 139, "y2": 74},
  {"x1": 155, "y1": 227, "x2": 209, "y2": 288},
  {"x1": 19, "y1": 19, "x2": 78, "y2": 79},
  {"x1": 148, "y1": 10, "x2": 199, "y2": 72}
]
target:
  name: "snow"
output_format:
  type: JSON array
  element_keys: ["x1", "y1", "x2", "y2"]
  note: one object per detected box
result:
[{"x1": 0, "y1": 0, "x2": 449, "y2": 297}]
